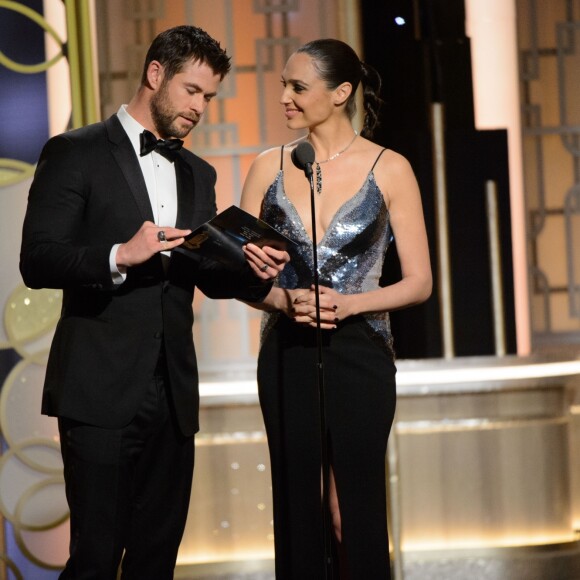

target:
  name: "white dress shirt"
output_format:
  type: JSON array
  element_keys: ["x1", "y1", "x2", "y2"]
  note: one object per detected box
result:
[{"x1": 110, "y1": 105, "x2": 179, "y2": 283}]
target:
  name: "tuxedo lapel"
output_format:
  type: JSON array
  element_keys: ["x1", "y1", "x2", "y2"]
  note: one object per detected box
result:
[
  {"x1": 174, "y1": 155, "x2": 196, "y2": 230},
  {"x1": 105, "y1": 116, "x2": 155, "y2": 223}
]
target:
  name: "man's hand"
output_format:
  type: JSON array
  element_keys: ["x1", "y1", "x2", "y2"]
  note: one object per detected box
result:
[
  {"x1": 116, "y1": 221, "x2": 191, "y2": 268},
  {"x1": 243, "y1": 243, "x2": 290, "y2": 281}
]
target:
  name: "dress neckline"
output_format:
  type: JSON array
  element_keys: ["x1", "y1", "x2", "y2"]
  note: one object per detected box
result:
[{"x1": 276, "y1": 170, "x2": 387, "y2": 248}]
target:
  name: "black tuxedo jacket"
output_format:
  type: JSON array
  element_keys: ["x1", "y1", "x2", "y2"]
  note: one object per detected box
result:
[{"x1": 20, "y1": 115, "x2": 268, "y2": 437}]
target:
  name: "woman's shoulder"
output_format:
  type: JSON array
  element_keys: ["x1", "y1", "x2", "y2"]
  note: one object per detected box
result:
[
  {"x1": 357, "y1": 140, "x2": 419, "y2": 205},
  {"x1": 244, "y1": 142, "x2": 293, "y2": 195},
  {"x1": 360, "y1": 141, "x2": 414, "y2": 178},
  {"x1": 251, "y1": 136, "x2": 307, "y2": 171},
  {"x1": 246, "y1": 147, "x2": 282, "y2": 185},
  {"x1": 355, "y1": 137, "x2": 408, "y2": 166}
]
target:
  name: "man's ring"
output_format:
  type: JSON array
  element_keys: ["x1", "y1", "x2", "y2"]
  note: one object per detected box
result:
[
  {"x1": 157, "y1": 230, "x2": 167, "y2": 243},
  {"x1": 260, "y1": 263, "x2": 269, "y2": 272}
]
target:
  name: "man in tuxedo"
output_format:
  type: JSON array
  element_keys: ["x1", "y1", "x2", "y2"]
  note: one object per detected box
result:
[{"x1": 20, "y1": 25, "x2": 287, "y2": 579}]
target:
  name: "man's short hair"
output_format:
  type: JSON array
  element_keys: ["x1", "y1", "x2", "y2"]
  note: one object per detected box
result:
[{"x1": 141, "y1": 25, "x2": 231, "y2": 84}]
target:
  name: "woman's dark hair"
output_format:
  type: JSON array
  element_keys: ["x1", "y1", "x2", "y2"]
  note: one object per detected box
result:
[
  {"x1": 296, "y1": 39, "x2": 383, "y2": 139},
  {"x1": 141, "y1": 25, "x2": 231, "y2": 85}
]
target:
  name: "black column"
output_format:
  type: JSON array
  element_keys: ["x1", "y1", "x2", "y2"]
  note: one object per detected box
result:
[{"x1": 362, "y1": 0, "x2": 516, "y2": 358}]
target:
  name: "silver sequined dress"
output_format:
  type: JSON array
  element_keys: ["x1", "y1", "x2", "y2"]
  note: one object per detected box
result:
[
  {"x1": 256, "y1": 147, "x2": 396, "y2": 579},
  {"x1": 260, "y1": 158, "x2": 394, "y2": 353}
]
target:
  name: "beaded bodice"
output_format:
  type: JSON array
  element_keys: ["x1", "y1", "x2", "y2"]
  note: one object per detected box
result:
[{"x1": 261, "y1": 156, "x2": 394, "y2": 351}]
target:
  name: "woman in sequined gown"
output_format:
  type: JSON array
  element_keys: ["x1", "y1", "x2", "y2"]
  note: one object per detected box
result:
[{"x1": 240, "y1": 39, "x2": 432, "y2": 579}]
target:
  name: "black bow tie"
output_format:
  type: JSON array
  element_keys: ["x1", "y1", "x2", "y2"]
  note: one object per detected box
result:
[{"x1": 139, "y1": 130, "x2": 183, "y2": 162}]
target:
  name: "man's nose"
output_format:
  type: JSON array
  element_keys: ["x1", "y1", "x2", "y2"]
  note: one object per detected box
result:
[{"x1": 190, "y1": 94, "x2": 206, "y2": 114}]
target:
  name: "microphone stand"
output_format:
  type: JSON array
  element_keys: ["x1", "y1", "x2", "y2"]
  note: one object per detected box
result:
[{"x1": 303, "y1": 161, "x2": 333, "y2": 579}]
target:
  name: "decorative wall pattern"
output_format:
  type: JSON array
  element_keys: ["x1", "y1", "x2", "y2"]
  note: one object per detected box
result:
[
  {"x1": 93, "y1": 1, "x2": 340, "y2": 570},
  {"x1": 0, "y1": 0, "x2": 342, "y2": 576},
  {"x1": 0, "y1": 1, "x2": 67, "y2": 577},
  {"x1": 517, "y1": 0, "x2": 580, "y2": 551},
  {"x1": 95, "y1": 0, "x2": 339, "y2": 379},
  {"x1": 4, "y1": 0, "x2": 580, "y2": 577},
  {"x1": 518, "y1": 0, "x2": 580, "y2": 347}
]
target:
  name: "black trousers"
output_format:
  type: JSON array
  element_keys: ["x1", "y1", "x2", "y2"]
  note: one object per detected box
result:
[{"x1": 58, "y1": 358, "x2": 195, "y2": 580}]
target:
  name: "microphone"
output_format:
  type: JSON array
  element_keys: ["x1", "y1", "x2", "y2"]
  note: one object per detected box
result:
[
  {"x1": 291, "y1": 141, "x2": 315, "y2": 178},
  {"x1": 291, "y1": 137, "x2": 332, "y2": 577}
]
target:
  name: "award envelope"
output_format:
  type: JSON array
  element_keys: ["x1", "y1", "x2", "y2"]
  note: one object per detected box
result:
[{"x1": 174, "y1": 205, "x2": 294, "y2": 268}]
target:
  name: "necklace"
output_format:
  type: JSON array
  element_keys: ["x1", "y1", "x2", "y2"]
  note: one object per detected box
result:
[{"x1": 311, "y1": 131, "x2": 358, "y2": 194}]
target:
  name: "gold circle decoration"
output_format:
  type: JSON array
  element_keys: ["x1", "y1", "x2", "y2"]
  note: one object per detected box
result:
[
  {"x1": 14, "y1": 476, "x2": 68, "y2": 532},
  {"x1": 14, "y1": 519, "x2": 69, "y2": 570},
  {"x1": 4, "y1": 285, "x2": 62, "y2": 362},
  {"x1": 0, "y1": 381, "x2": 68, "y2": 570},
  {"x1": 0, "y1": 282, "x2": 66, "y2": 569},
  {"x1": 0, "y1": 442, "x2": 66, "y2": 527},
  {"x1": 0, "y1": 159, "x2": 36, "y2": 187},
  {"x1": 0, "y1": 0, "x2": 65, "y2": 73},
  {"x1": 0, "y1": 554, "x2": 23, "y2": 580},
  {"x1": 0, "y1": 360, "x2": 63, "y2": 470}
]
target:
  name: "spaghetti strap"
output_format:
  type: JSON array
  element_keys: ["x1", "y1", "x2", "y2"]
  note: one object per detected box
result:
[
  {"x1": 280, "y1": 145, "x2": 285, "y2": 170},
  {"x1": 370, "y1": 148, "x2": 387, "y2": 172}
]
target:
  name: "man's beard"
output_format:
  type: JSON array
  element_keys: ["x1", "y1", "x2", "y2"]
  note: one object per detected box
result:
[{"x1": 150, "y1": 83, "x2": 197, "y2": 139}]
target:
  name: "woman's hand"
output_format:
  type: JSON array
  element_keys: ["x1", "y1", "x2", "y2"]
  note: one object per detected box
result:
[
  {"x1": 292, "y1": 285, "x2": 354, "y2": 329},
  {"x1": 243, "y1": 242, "x2": 290, "y2": 281}
]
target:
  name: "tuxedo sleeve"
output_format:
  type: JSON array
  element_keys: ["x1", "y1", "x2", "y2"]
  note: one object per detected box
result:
[
  {"x1": 20, "y1": 136, "x2": 114, "y2": 290},
  {"x1": 193, "y1": 256, "x2": 273, "y2": 302}
]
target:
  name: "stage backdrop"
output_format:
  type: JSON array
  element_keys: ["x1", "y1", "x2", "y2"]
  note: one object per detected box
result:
[{"x1": 0, "y1": 0, "x2": 351, "y2": 577}]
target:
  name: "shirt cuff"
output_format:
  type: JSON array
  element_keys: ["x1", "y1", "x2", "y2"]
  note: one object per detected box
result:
[{"x1": 110, "y1": 244, "x2": 127, "y2": 285}]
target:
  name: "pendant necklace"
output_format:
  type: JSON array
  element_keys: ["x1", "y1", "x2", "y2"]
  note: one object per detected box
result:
[{"x1": 312, "y1": 131, "x2": 358, "y2": 195}]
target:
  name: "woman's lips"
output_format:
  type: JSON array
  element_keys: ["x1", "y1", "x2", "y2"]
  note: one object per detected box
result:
[{"x1": 284, "y1": 108, "x2": 300, "y2": 119}]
